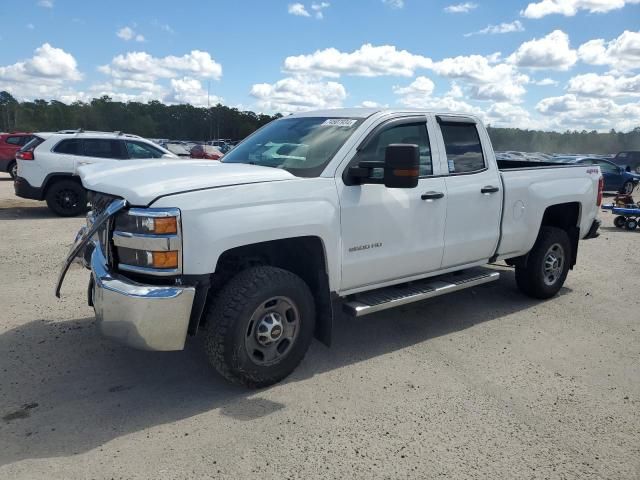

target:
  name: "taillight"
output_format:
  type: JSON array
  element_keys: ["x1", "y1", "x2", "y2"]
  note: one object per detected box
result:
[
  {"x1": 17, "y1": 151, "x2": 34, "y2": 160},
  {"x1": 597, "y1": 176, "x2": 603, "y2": 206}
]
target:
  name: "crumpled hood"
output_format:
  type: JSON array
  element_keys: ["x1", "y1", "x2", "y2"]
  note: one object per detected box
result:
[{"x1": 78, "y1": 160, "x2": 295, "y2": 206}]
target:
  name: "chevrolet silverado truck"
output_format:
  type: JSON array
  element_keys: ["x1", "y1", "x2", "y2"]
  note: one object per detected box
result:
[{"x1": 56, "y1": 109, "x2": 602, "y2": 387}]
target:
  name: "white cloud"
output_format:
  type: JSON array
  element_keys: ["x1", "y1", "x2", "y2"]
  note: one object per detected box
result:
[
  {"x1": 534, "y1": 77, "x2": 558, "y2": 85},
  {"x1": 465, "y1": 20, "x2": 524, "y2": 36},
  {"x1": 578, "y1": 30, "x2": 640, "y2": 72},
  {"x1": 536, "y1": 93, "x2": 640, "y2": 131},
  {"x1": 250, "y1": 77, "x2": 346, "y2": 113},
  {"x1": 311, "y1": 2, "x2": 330, "y2": 18},
  {"x1": 27, "y1": 23, "x2": 35, "y2": 30},
  {"x1": 392, "y1": 76, "x2": 485, "y2": 117},
  {"x1": 37, "y1": 0, "x2": 53, "y2": 8},
  {"x1": 485, "y1": 102, "x2": 538, "y2": 128},
  {"x1": 99, "y1": 50, "x2": 222, "y2": 83},
  {"x1": 0, "y1": 43, "x2": 82, "y2": 100},
  {"x1": 359, "y1": 100, "x2": 389, "y2": 108},
  {"x1": 522, "y1": 0, "x2": 640, "y2": 18},
  {"x1": 166, "y1": 77, "x2": 221, "y2": 106},
  {"x1": 567, "y1": 72, "x2": 640, "y2": 97},
  {"x1": 430, "y1": 55, "x2": 530, "y2": 102},
  {"x1": 116, "y1": 26, "x2": 145, "y2": 42},
  {"x1": 508, "y1": 30, "x2": 577, "y2": 70},
  {"x1": 283, "y1": 44, "x2": 432, "y2": 78},
  {"x1": 383, "y1": 0, "x2": 404, "y2": 8},
  {"x1": 288, "y1": 3, "x2": 311, "y2": 16},
  {"x1": 444, "y1": 2, "x2": 478, "y2": 13}
]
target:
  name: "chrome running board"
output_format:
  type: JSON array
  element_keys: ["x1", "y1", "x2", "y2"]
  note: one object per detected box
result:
[{"x1": 343, "y1": 267, "x2": 500, "y2": 317}]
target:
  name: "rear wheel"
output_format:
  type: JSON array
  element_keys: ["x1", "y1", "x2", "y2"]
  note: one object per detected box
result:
[
  {"x1": 621, "y1": 181, "x2": 635, "y2": 195},
  {"x1": 516, "y1": 226, "x2": 571, "y2": 299},
  {"x1": 625, "y1": 218, "x2": 638, "y2": 230},
  {"x1": 614, "y1": 216, "x2": 627, "y2": 228},
  {"x1": 203, "y1": 266, "x2": 315, "y2": 388},
  {"x1": 8, "y1": 161, "x2": 17, "y2": 179},
  {"x1": 45, "y1": 180, "x2": 87, "y2": 217}
]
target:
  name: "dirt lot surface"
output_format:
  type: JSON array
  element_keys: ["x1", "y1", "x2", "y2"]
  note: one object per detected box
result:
[{"x1": 0, "y1": 172, "x2": 638, "y2": 479}]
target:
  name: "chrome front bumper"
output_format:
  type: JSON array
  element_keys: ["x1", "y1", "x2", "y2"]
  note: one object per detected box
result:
[{"x1": 90, "y1": 243, "x2": 195, "y2": 351}]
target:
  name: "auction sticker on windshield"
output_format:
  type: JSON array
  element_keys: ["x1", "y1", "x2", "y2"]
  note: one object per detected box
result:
[{"x1": 321, "y1": 119, "x2": 358, "y2": 127}]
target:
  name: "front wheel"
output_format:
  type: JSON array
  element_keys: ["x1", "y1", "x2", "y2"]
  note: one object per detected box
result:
[
  {"x1": 203, "y1": 266, "x2": 315, "y2": 388},
  {"x1": 516, "y1": 226, "x2": 571, "y2": 299},
  {"x1": 45, "y1": 180, "x2": 87, "y2": 217}
]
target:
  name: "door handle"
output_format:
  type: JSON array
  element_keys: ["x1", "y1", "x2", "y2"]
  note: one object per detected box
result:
[
  {"x1": 481, "y1": 186, "x2": 500, "y2": 194},
  {"x1": 421, "y1": 191, "x2": 445, "y2": 200}
]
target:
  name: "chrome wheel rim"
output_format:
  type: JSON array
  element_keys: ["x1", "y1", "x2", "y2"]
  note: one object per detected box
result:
[
  {"x1": 542, "y1": 243, "x2": 564, "y2": 286},
  {"x1": 244, "y1": 296, "x2": 300, "y2": 366}
]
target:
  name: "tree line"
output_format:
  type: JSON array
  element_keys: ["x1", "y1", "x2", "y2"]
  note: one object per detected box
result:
[{"x1": 2, "y1": 91, "x2": 638, "y2": 154}]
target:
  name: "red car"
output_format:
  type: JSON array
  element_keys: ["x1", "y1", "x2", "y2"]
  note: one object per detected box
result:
[
  {"x1": 0, "y1": 132, "x2": 34, "y2": 178},
  {"x1": 190, "y1": 144, "x2": 224, "y2": 160}
]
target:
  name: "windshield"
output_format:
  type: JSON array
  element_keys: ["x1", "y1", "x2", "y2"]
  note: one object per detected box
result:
[{"x1": 222, "y1": 117, "x2": 363, "y2": 177}]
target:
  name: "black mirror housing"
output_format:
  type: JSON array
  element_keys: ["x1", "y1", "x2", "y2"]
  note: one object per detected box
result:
[{"x1": 384, "y1": 144, "x2": 420, "y2": 188}]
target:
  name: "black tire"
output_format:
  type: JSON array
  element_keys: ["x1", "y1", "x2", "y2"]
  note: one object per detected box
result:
[
  {"x1": 203, "y1": 266, "x2": 315, "y2": 388},
  {"x1": 515, "y1": 226, "x2": 571, "y2": 300},
  {"x1": 8, "y1": 161, "x2": 17, "y2": 179},
  {"x1": 45, "y1": 180, "x2": 87, "y2": 217},
  {"x1": 625, "y1": 218, "x2": 638, "y2": 230},
  {"x1": 614, "y1": 216, "x2": 627, "y2": 228},
  {"x1": 621, "y1": 181, "x2": 635, "y2": 195}
]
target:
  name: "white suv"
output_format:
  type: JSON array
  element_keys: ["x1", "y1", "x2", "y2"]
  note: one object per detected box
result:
[{"x1": 14, "y1": 131, "x2": 177, "y2": 216}]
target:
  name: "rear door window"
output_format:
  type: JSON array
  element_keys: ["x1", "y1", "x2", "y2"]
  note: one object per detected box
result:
[
  {"x1": 83, "y1": 139, "x2": 126, "y2": 159},
  {"x1": 54, "y1": 139, "x2": 82, "y2": 155},
  {"x1": 440, "y1": 123, "x2": 486, "y2": 174}
]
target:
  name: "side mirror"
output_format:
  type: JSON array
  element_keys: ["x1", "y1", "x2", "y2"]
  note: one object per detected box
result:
[{"x1": 384, "y1": 144, "x2": 420, "y2": 188}]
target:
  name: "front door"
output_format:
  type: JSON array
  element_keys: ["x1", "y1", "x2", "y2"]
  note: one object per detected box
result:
[{"x1": 338, "y1": 117, "x2": 448, "y2": 292}]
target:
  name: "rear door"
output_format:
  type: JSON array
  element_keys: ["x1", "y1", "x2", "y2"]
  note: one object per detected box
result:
[
  {"x1": 593, "y1": 159, "x2": 623, "y2": 191},
  {"x1": 436, "y1": 117, "x2": 502, "y2": 269},
  {"x1": 75, "y1": 139, "x2": 127, "y2": 171}
]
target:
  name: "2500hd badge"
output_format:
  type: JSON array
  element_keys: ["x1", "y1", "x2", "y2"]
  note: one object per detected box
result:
[{"x1": 348, "y1": 242, "x2": 383, "y2": 253}]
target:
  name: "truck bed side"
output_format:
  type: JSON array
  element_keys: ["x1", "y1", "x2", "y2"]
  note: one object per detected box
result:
[{"x1": 496, "y1": 164, "x2": 600, "y2": 259}]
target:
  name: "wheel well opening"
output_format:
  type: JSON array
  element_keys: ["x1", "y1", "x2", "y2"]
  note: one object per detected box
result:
[
  {"x1": 43, "y1": 175, "x2": 82, "y2": 197},
  {"x1": 202, "y1": 237, "x2": 333, "y2": 344},
  {"x1": 540, "y1": 202, "x2": 581, "y2": 268}
]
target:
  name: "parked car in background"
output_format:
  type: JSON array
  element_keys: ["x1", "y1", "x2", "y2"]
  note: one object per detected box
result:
[
  {"x1": 569, "y1": 157, "x2": 640, "y2": 194},
  {"x1": 612, "y1": 151, "x2": 640, "y2": 174},
  {"x1": 190, "y1": 144, "x2": 224, "y2": 160},
  {"x1": 0, "y1": 132, "x2": 34, "y2": 178},
  {"x1": 162, "y1": 142, "x2": 192, "y2": 157},
  {"x1": 207, "y1": 140, "x2": 232, "y2": 153},
  {"x1": 14, "y1": 131, "x2": 176, "y2": 216}
]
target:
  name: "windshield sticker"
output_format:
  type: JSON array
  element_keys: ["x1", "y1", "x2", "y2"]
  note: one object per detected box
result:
[{"x1": 321, "y1": 119, "x2": 357, "y2": 127}]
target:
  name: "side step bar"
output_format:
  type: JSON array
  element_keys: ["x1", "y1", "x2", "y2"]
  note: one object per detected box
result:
[{"x1": 343, "y1": 267, "x2": 500, "y2": 317}]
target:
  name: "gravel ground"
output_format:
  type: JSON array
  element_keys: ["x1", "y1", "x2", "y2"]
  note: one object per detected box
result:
[{"x1": 0, "y1": 172, "x2": 638, "y2": 480}]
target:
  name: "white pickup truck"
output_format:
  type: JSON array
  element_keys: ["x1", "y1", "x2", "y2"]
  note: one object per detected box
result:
[{"x1": 56, "y1": 109, "x2": 602, "y2": 387}]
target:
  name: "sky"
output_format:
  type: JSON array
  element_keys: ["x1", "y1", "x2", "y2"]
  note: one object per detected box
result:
[{"x1": 0, "y1": 0, "x2": 638, "y2": 131}]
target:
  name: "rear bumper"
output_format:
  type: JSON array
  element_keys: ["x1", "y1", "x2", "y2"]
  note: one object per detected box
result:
[
  {"x1": 14, "y1": 176, "x2": 44, "y2": 200},
  {"x1": 584, "y1": 219, "x2": 601, "y2": 239},
  {"x1": 90, "y1": 242, "x2": 196, "y2": 351}
]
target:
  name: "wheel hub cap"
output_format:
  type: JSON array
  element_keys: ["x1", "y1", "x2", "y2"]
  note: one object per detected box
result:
[
  {"x1": 245, "y1": 296, "x2": 300, "y2": 366},
  {"x1": 256, "y1": 312, "x2": 284, "y2": 345},
  {"x1": 543, "y1": 243, "x2": 564, "y2": 286}
]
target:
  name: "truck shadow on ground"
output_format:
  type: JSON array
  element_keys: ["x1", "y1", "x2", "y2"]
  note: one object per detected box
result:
[
  {"x1": 0, "y1": 268, "x2": 571, "y2": 466},
  {"x1": 0, "y1": 206, "x2": 60, "y2": 220}
]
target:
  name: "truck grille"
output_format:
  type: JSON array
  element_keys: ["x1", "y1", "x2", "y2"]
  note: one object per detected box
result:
[{"x1": 88, "y1": 191, "x2": 123, "y2": 267}]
